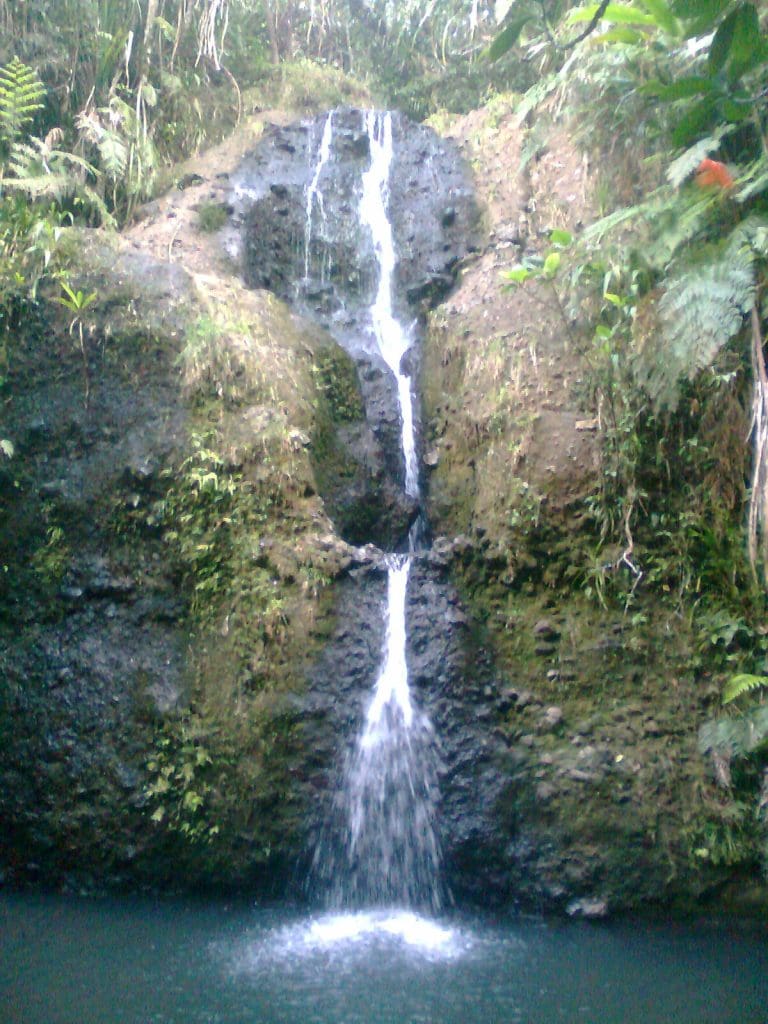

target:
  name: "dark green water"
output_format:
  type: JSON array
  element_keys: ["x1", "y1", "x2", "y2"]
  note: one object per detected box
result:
[{"x1": 1, "y1": 893, "x2": 766, "y2": 1024}]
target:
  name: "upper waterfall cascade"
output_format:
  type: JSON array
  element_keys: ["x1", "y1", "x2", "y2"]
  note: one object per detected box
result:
[
  {"x1": 303, "y1": 110, "x2": 334, "y2": 284},
  {"x1": 358, "y1": 111, "x2": 420, "y2": 501},
  {"x1": 239, "y1": 106, "x2": 475, "y2": 544}
]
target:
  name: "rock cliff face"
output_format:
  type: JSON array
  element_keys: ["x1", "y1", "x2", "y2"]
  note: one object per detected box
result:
[
  {"x1": 0, "y1": 228, "x2": 362, "y2": 892},
  {"x1": 0, "y1": 105, "x2": 498, "y2": 903},
  {"x1": 0, "y1": 94, "x2": 764, "y2": 916},
  {"x1": 418, "y1": 101, "x2": 767, "y2": 915}
]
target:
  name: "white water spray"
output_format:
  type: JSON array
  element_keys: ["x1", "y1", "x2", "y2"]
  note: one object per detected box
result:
[
  {"x1": 303, "y1": 111, "x2": 334, "y2": 282},
  {"x1": 359, "y1": 111, "x2": 419, "y2": 499},
  {"x1": 318, "y1": 555, "x2": 443, "y2": 911}
]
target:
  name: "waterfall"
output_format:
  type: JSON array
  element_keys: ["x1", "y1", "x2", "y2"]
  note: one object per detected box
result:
[
  {"x1": 320, "y1": 556, "x2": 443, "y2": 911},
  {"x1": 359, "y1": 111, "x2": 419, "y2": 500},
  {"x1": 312, "y1": 111, "x2": 443, "y2": 913},
  {"x1": 303, "y1": 111, "x2": 334, "y2": 283}
]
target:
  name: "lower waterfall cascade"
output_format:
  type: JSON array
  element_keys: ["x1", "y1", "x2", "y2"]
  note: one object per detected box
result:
[{"x1": 312, "y1": 555, "x2": 444, "y2": 911}]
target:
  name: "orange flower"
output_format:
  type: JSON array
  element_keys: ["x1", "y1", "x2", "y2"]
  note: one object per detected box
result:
[{"x1": 694, "y1": 158, "x2": 734, "y2": 191}]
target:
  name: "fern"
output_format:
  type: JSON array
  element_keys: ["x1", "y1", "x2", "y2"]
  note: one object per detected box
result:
[
  {"x1": 2, "y1": 137, "x2": 111, "y2": 225},
  {"x1": 632, "y1": 238, "x2": 755, "y2": 410},
  {"x1": 98, "y1": 131, "x2": 128, "y2": 181},
  {"x1": 723, "y1": 674, "x2": 768, "y2": 704},
  {"x1": 735, "y1": 159, "x2": 768, "y2": 205},
  {"x1": 699, "y1": 705, "x2": 768, "y2": 758},
  {"x1": 0, "y1": 57, "x2": 45, "y2": 147},
  {"x1": 665, "y1": 128, "x2": 732, "y2": 189},
  {"x1": 581, "y1": 187, "x2": 716, "y2": 259}
]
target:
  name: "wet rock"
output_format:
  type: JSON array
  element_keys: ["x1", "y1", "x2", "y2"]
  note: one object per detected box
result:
[
  {"x1": 540, "y1": 706, "x2": 564, "y2": 731},
  {"x1": 566, "y1": 897, "x2": 609, "y2": 919},
  {"x1": 533, "y1": 618, "x2": 560, "y2": 641},
  {"x1": 502, "y1": 687, "x2": 533, "y2": 709}
]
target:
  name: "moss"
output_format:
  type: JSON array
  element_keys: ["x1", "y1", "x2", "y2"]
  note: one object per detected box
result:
[
  {"x1": 19, "y1": 230, "x2": 349, "y2": 881},
  {"x1": 312, "y1": 345, "x2": 364, "y2": 423},
  {"x1": 244, "y1": 60, "x2": 372, "y2": 117},
  {"x1": 196, "y1": 202, "x2": 229, "y2": 233}
]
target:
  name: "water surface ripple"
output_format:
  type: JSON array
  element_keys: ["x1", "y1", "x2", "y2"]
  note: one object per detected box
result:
[{"x1": 2, "y1": 893, "x2": 767, "y2": 1024}]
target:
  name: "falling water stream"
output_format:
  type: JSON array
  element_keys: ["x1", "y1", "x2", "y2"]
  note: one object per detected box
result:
[
  {"x1": 358, "y1": 110, "x2": 419, "y2": 499},
  {"x1": 303, "y1": 111, "x2": 334, "y2": 284},
  {"x1": 310, "y1": 109, "x2": 443, "y2": 917},
  {"x1": 318, "y1": 555, "x2": 443, "y2": 911}
]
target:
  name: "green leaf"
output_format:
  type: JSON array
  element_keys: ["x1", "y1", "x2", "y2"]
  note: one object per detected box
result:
[
  {"x1": 718, "y1": 97, "x2": 753, "y2": 122},
  {"x1": 549, "y1": 228, "x2": 573, "y2": 246},
  {"x1": 726, "y1": 3, "x2": 762, "y2": 82},
  {"x1": 636, "y1": 0, "x2": 680, "y2": 34},
  {"x1": 722, "y1": 673, "x2": 768, "y2": 703},
  {"x1": 671, "y1": 96, "x2": 717, "y2": 146},
  {"x1": 182, "y1": 790, "x2": 204, "y2": 812},
  {"x1": 672, "y1": 0, "x2": 730, "y2": 35},
  {"x1": 543, "y1": 252, "x2": 561, "y2": 277},
  {"x1": 708, "y1": 7, "x2": 737, "y2": 74},
  {"x1": 729, "y1": 3, "x2": 760, "y2": 62},
  {"x1": 503, "y1": 266, "x2": 532, "y2": 284},
  {"x1": 592, "y1": 26, "x2": 646, "y2": 43},
  {"x1": 671, "y1": 0, "x2": 728, "y2": 20},
  {"x1": 154, "y1": 16, "x2": 177, "y2": 41},
  {"x1": 0, "y1": 439, "x2": 14, "y2": 459},
  {"x1": 485, "y1": 14, "x2": 533, "y2": 61},
  {"x1": 150, "y1": 805, "x2": 166, "y2": 822},
  {"x1": 641, "y1": 76, "x2": 714, "y2": 100}
]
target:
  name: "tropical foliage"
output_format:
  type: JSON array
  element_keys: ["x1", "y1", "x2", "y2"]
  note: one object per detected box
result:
[{"x1": 494, "y1": 0, "x2": 768, "y2": 585}]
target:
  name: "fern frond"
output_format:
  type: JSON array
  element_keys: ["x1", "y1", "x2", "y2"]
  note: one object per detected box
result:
[
  {"x1": 731, "y1": 214, "x2": 768, "y2": 257},
  {"x1": 632, "y1": 240, "x2": 754, "y2": 410},
  {"x1": 665, "y1": 129, "x2": 730, "y2": 189},
  {"x1": 0, "y1": 172, "x2": 74, "y2": 201},
  {"x1": 735, "y1": 158, "x2": 768, "y2": 204},
  {"x1": 97, "y1": 131, "x2": 128, "y2": 180},
  {"x1": 0, "y1": 57, "x2": 45, "y2": 145},
  {"x1": 581, "y1": 198, "x2": 654, "y2": 245},
  {"x1": 723, "y1": 674, "x2": 768, "y2": 704},
  {"x1": 7, "y1": 138, "x2": 46, "y2": 177},
  {"x1": 641, "y1": 190, "x2": 717, "y2": 272},
  {"x1": 699, "y1": 705, "x2": 768, "y2": 758},
  {"x1": 7, "y1": 137, "x2": 95, "y2": 184}
]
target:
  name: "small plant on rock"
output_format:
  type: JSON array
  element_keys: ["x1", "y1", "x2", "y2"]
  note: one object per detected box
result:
[{"x1": 57, "y1": 281, "x2": 98, "y2": 407}]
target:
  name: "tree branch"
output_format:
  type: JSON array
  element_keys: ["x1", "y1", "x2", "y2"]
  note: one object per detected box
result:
[{"x1": 537, "y1": 0, "x2": 612, "y2": 52}]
